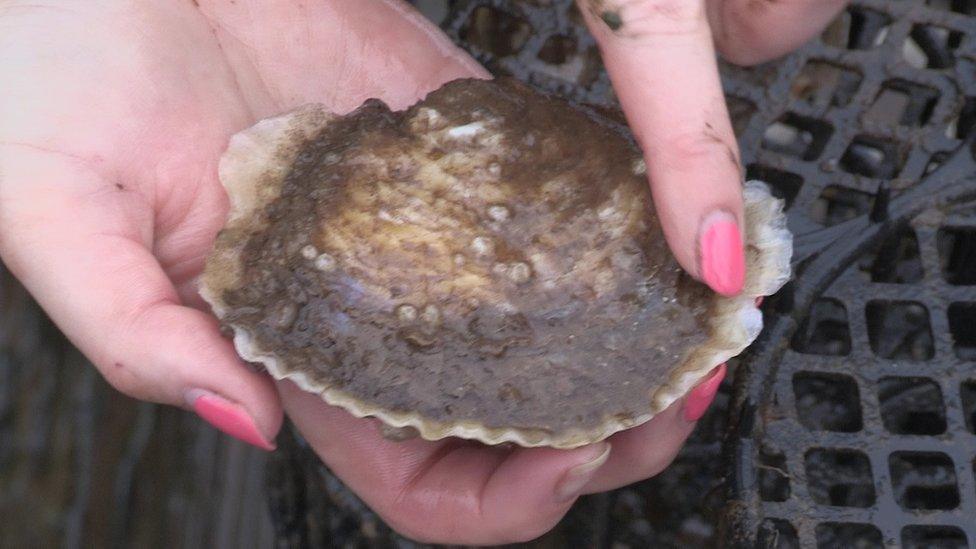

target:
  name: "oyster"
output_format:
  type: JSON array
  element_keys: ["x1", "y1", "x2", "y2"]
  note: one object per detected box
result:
[{"x1": 201, "y1": 78, "x2": 792, "y2": 448}]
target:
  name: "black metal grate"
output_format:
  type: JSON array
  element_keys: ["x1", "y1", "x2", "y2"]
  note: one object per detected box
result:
[
  {"x1": 267, "y1": 1, "x2": 976, "y2": 546},
  {"x1": 718, "y1": 0, "x2": 976, "y2": 545}
]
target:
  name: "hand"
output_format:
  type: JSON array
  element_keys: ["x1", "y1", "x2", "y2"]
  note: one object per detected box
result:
[
  {"x1": 0, "y1": 0, "x2": 824, "y2": 545},
  {"x1": 0, "y1": 0, "x2": 484, "y2": 446},
  {"x1": 576, "y1": 0, "x2": 848, "y2": 296}
]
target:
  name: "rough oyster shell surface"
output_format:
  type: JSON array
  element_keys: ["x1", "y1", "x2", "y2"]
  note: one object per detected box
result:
[{"x1": 201, "y1": 78, "x2": 792, "y2": 448}]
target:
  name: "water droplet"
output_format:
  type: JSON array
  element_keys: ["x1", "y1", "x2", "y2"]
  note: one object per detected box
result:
[
  {"x1": 446, "y1": 121, "x2": 485, "y2": 139},
  {"x1": 411, "y1": 107, "x2": 446, "y2": 131},
  {"x1": 301, "y1": 245, "x2": 318, "y2": 260},
  {"x1": 632, "y1": 159, "x2": 647, "y2": 175},
  {"x1": 487, "y1": 204, "x2": 510, "y2": 222},
  {"x1": 603, "y1": 332, "x2": 622, "y2": 351},
  {"x1": 421, "y1": 305, "x2": 441, "y2": 325},
  {"x1": 314, "y1": 253, "x2": 337, "y2": 271},
  {"x1": 453, "y1": 253, "x2": 466, "y2": 267},
  {"x1": 398, "y1": 327, "x2": 437, "y2": 350},
  {"x1": 471, "y1": 236, "x2": 494, "y2": 257},
  {"x1": 598, "y1": 206, "x2": 617, "y2": 221},
  {"x1": 497, "y1": 383, "x2": 523, "y2": 402},
  {"x1": 270, "y1": 302, "x2": 298, "y2": 330},
  {"x1": 508, "y1": 262, "x2": 532, "y2": 284},
  {"x1": 396, "y1": 304, "x2": 418, "y2": 322}
]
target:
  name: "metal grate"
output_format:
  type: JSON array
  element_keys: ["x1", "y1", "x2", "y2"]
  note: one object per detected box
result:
[
  {"x1": 267, "y1": 1, "x2": 976, "y2": 546},
  {"x1": 713, "y1": 0, "x2": 976, "y2": 546}
]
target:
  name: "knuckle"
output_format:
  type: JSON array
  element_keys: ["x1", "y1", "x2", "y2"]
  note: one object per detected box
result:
[
  {"x1": 382, "y1": 512, "x2": 469, "y2": 545},
  {"x1": 631, "y1": 0, "x2": 706, "y2": 22},
  {"x1": 641, "y1": 447, "x2": 683, "y2": 478},
  {"x1": 379, "y1": 498, "x2": 562, "y2": 545},
  {"x1": 715, "y1": 38, "x2": 774, "y2": 66},
  {"x1": 613, "y1": 0, "x2": 708, "y2": 36},
  {"x1": 375, "y1": 498, "x2": 454, "y2": 544},
  {"x1": 657, "y1": 131, "x2": 734, "y2": 171},
  {"x1": 480, "y1": 496, "x2": 567, "y2": 544},
  {"x1": 644, "y1": 456, "x2": 675, "y2": 478},
  {"x1": 98, "y1": 360, "x2": 149, "y2": 399},
  {"x1": 383, "y1": 518, "x2": 434, "y2": 544},
  {"x1": 495, "y1": 514, "x2": 564, "y2": 544}
]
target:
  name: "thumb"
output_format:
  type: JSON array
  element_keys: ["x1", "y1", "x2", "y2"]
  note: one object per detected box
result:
[{"x1": 0, "y1": 147, "x2": 282, "y2": 450}]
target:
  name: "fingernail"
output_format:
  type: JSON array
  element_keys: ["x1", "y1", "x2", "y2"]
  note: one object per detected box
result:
[
  {"x1": 186, "y1": 389, "x2": 276, "y2": 451},
  {"x1": 554, "y1": 443, "x2": 611, "y2": 502},
  {"x1": 683, "y1": 364, "x2": 728, "y2": 422},
  {"x1": 699, "y1": 212, "x2": 745, "y2": 297}
]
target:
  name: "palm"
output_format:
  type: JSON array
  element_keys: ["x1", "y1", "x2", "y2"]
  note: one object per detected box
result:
[{"x1": 1, "y1": 1, "x2": 479, "y2": 298}]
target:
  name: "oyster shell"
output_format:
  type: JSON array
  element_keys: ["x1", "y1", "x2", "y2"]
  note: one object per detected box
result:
[{"x1": 201, "y1": 78, "x2": 792, "y2": 448}]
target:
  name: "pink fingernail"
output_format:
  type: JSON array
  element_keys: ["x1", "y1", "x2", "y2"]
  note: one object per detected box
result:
[
  {"x1": 683, "y1": 364, "x2": 727, "y2": 422},
  {"x1": 699, "y1": 213, "x2": 745, "y2": 297},
  {"x1": 554, "y1": 443, "x2": 611, "y2": 503},
  {"x1": 186, "y1": 389, "x2": 276, "y2": 451}
]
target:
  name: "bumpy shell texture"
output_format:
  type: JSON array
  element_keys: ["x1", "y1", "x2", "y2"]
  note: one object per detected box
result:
[{"x1": 201, "y1": 78, "x2": 792, "y2": 449}]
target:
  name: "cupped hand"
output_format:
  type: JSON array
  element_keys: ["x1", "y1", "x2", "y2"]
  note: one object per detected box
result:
[{"x1": 0, "y1": 0, "x2": 835, "y2": 545}]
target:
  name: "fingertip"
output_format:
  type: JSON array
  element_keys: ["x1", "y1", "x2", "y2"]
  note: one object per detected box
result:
[
  {"x1": 553, "y1": 442, "x2": 611, "y2": 502},
  {"x1": 167, "y1": 306, "x2": 284, "y2": 429},
  {"x1": 474, "y1": 442, "x2": 611, "y2": 543},
  {"x1": 186, "y1": 388, "x2": 277, "y2": 450},
  {"x1": 486, "y1": 442, "x2": 611, "y2": 507},
  {"x1": 582, "y1": 399, "x2": 698, "y2": 493},
  {"x1": 698, "y1": 211, "x2": 745, "y2": 296},
  {"x1": 682, "y1": 363, "x2": 727, "y2": 422}
]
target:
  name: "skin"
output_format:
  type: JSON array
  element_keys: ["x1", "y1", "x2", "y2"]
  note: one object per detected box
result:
[{"x1": 0, "y1": 0, "x2": 846, "y2": 544}]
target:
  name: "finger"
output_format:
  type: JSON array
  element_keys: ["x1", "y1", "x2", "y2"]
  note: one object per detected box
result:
[
  {"x1": 0, "y1": 149, "x2": 282, "y2": 450},
  {"x1": 280, "y1": 380, "x2": 611, "y2": 545},
  {"x1": 577, "y1": 0, "x2": 746, "y2": 296},
  {"x1": 584, "y1": 364, "x2": 727, "y2": 492},
  {"x1": 710, "y1": 0, "x2": 850, "y2": 66},
  {"x1": 197, "y1": 0, "x2": 490, "y2": 116},
  {"x1": 709, "y1": 0, "x2": 849, "y2": 65}
]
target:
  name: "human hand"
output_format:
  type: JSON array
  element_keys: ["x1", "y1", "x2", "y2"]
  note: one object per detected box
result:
[
  {"x1": 0, "y1": 1, "x2": 481, "y2": 454},
  {"x1": 576, "y1": 0, "x2": 848, "y2": 296},
  {"x1": 0, "y1": 0, "x2": 823, "y2": 545}
]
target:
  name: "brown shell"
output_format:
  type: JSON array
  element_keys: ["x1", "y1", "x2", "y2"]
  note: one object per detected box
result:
[{"x1": 200, "y1": 78, "x2": 792, "y2": 448}]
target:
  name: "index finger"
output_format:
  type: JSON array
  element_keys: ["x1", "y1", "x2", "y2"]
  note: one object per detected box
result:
[{"x1": 577, "y1": 0, "x2": 745, "y2": 296}]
